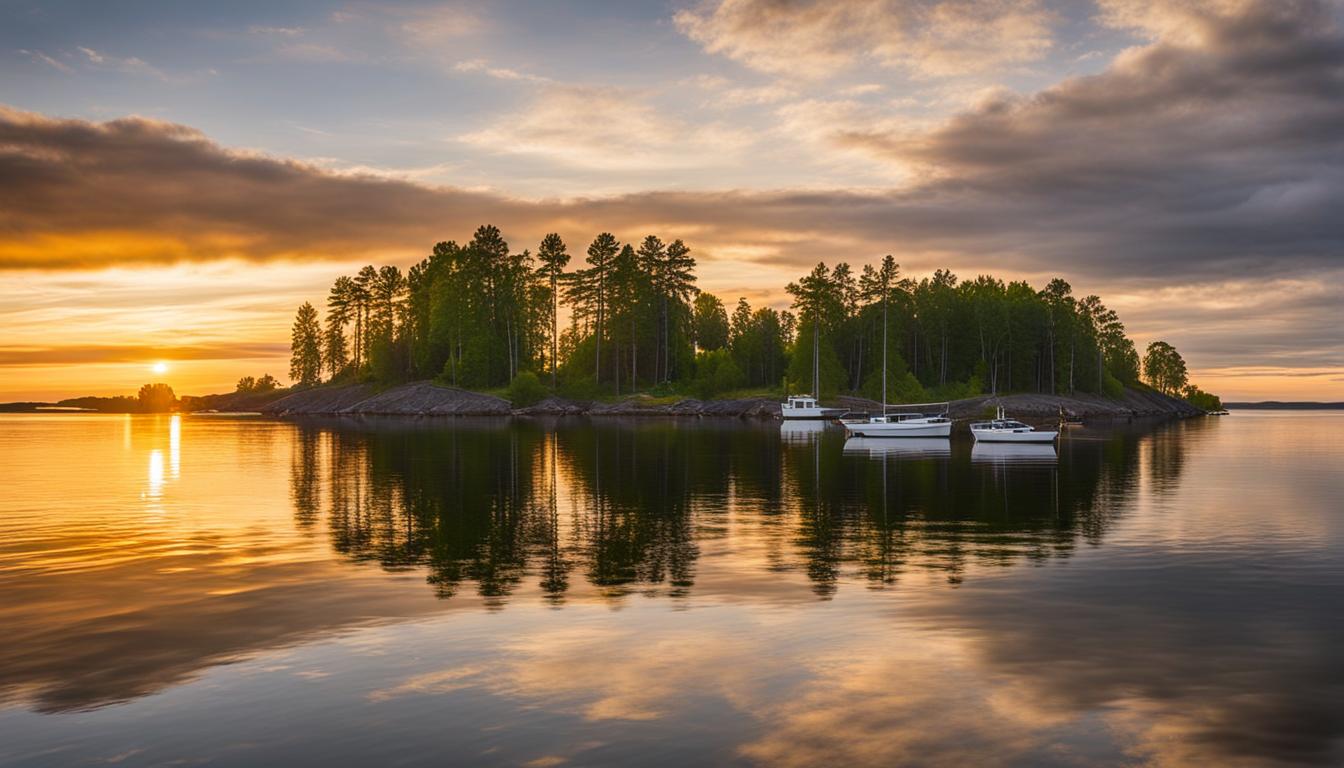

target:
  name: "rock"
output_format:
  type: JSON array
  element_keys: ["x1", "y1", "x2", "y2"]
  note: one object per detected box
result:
[
  {"x1": 259, "y1": 382, "x2": 509, "y2": 416},
  {"x1": 260, "y1": 384, "x2": 376, "y2": 415},
  {"x1": 258, "y1": 380, "x2": 1199, "y2": 422},
  {"x1": 514, "y1": 396, "x2": 591, "y2": 416}
]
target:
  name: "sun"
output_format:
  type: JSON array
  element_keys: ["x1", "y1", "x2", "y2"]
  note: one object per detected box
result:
[{"x1": 151, "y1": 361, "x2": 169, "y2": 375}]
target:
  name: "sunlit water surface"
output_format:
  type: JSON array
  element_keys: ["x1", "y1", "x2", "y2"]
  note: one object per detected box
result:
[{"x1": 1, "y1": 412, "x2": 1341, "y2": 767}]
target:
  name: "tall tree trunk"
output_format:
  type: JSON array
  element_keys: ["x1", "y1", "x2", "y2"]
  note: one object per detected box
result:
[
  {"x1": 1069, "y1": 337, "x2": 1075, "y2": 394},
  {"x1": 550, "y1": 275, "x2": 558, "y2": 388},
  {"x1": 663, "y1": 298, "x2": 670, "y2": 384},
  {"x1": 595, "y1": 280, "x2": 603, "y2": 385}
]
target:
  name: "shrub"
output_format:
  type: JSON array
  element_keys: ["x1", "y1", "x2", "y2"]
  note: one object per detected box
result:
[
  {"x1": 692, "y1": 349, "x2": 745, "y2": 399},
  {"x1": 1183, "y1": 385, "x2": 1223, "y2": 412},
  {"x1": 1101, "y1": 370, "x2": 1125, "y2": 400},
  {"x1": 558, "y1": 375, "x2": 601, "y2": 401},
  {"x1": 507, "y1": 371, "x2": 549, "y2": 407}
]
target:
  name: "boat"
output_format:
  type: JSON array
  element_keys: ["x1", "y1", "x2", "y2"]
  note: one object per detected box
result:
[
  {"x1": 838, "y1": 298, "x2": 950, "y2": 438},
  {"x1": 1208, "y1": 409, "x2": 1230, "y2": 416},
  {"x1": 843, "y1": 403, "x2": 953, "y2": 438},
  {"x1": 779, "y1": 318, "x2": 846, "y2": 419},
  {"x1": 781, "y1": 394, "x2": 847, "y2": 420},
  {"x1": 970, "y1": 406, "x2": 1058, "y2": 443}
]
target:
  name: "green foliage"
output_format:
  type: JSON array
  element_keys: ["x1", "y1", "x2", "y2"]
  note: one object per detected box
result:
[
  {"x1": 289, "y1": 301, "x2": 323, "y2": 387},
  {"x1": 692, "y1": 349, "x2": 745, "y2": 399},
  {"x1": 1101, "y1": 369, "x2": 1126, "y2": 399},
  {"x1": 558, "y1": 375, "x2": 602, "y2": 401},
  {"x1": 1183, "y1": 385, "x2": 1223, "y2": 412},
  {"x1": 137, "y1": 383, "x2": 177, "y2": 412},
  {"x1": 1143, "y1": 340, "x2": 1189, "y2": 395},
  {"x1": 785, "y1": 321, "x2": 847, "y2": 397},
  {"x1": 692, "y1": 293, "x2": 730, "y2": 351},
  {"x1": 507, "y1": 371, "x2": 549, "y2": 407},
  {"x1": 729, "y1": 298, "x2": 787, "y2": 388},
  {"x1": 928, "y1": 375, "x2": 983, "y2": 402},
  {"x1": 861, "y1": 357, "x2": 925, "y2": 403},
  {"x1": 298, "y1": 224, "x2": 1159, "y2": 404},
  {"x1": 236, "y1": 374, "x2": 279, "y2": 394},
  {"x1": 368, "y1": 334, "x2": 410, "y2": 385}
]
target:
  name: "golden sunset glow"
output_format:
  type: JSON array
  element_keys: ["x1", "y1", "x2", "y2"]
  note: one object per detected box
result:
[{"x1": 1, "y1": 0, "x2": 1340, "y2": 403}]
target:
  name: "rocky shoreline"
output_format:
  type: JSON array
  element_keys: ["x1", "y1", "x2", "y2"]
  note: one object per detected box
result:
[{"x1": 253, "y1": 380, "x2": 1202, "y2": 422}]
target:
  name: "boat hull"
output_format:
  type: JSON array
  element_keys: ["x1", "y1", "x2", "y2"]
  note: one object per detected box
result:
[
  {"x1": 781, "y1": 407, "x2": 847, "y2": 420},
  {"x1": 845, "y1": 421, "x2": 952, "y2": 438},
  {"x1": 971, "y1": 429, "x2": 1058, "y2": 443}
]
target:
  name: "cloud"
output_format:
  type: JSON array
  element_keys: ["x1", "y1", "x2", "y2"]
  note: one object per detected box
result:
[
  {"x1": 686, "y1": 74, "x2": 798, "y2": 106},
  {"x1": 0, "y1": 342, "x2": 289, "y2": 366},
  {"x1": 247, "y1": 25, "x2": 306, "y2": 37},
  {"x1": 2, "y1": 0, "x2": 1342, "y2": 388},
  {"x1": 674, "y1": 0, "x2": 1054, "y2": 79},
  {"x1": 452, "y1": 58, "x2": 550, "y2": 83},
  {"x1": 457, "y1": 85, "x2": 753, "y2": 171},
  {"x1": 76, "y1": 45, "x2": 180, "y2": 82},
  {"x1": 18, "y1": 49, "x2": 73, "y2": 74}
]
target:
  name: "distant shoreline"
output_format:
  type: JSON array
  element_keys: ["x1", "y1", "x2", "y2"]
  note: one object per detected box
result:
[
  {"x1": 12, "y1": 383, "x2": 1300, "y2": 420},
  {"x1": 1224, "y1": 402, "x2": 1344, "y2": 410}
]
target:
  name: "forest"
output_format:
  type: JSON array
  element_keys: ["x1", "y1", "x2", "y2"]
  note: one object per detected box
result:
[{"x1": 286, "y1": 224, "x2": 1220, "y2": 409}]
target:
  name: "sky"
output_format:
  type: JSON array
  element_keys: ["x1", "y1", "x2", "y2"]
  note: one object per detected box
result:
[{"x1": 1, "y1": 0, "x2": 1341, "y2": 402}]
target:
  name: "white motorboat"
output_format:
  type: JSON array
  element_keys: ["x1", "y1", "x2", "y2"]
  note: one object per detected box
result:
[
  {"x1": 780, "y1": 316, "x2": 847, "y2": 420},
  {"x1": 970, "y1": 407, "x2": 1058, "y2": 443},
  {"x1": 780, "y1": 394, "x2": 847, "y2": 420},
  {"x1": 844, "y1": 403, "x2": 953, "y2": 438}
]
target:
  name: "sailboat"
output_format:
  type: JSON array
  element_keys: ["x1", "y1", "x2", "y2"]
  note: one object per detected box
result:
[
  {"x1": 970, "y1": 406, "x2": 1058, "y2": 443},
  {"x1": 842, "y1": 286, "x2": 952, "y2": 438},
  {"x1": 780, "y1": 321, "x2": 847, "y2": 420}
]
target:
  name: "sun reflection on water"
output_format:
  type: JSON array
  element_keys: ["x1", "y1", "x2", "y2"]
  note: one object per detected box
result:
[
  {"x1": 146, "y1": 449, "x2": 164, "y2": 499},
  {"x1": 169, "y1": 414, "x2": 181, "y2": 480}
]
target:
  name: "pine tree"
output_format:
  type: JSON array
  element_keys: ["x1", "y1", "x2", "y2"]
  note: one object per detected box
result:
[
  {"x1": 584, "y1": 232, "x2": 620, "y2": 386},
  {"x1": 536, "y1": 233, "x2": 570, "y2": 388},
  {"x1": 290, "y1": 301, "x2": 323, "y2": 386}
]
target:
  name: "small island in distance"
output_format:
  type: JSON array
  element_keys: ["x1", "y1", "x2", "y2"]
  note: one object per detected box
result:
[
  {"x1": 1223, "y1": 401, "x2": 1344, "y2": 410},
  {"x1": 7, "y1": 224, "x2": 1229, "y2": 423}
]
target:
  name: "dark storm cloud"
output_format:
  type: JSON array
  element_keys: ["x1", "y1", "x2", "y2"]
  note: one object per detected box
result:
[{"x1": 834, "y1": 0, "x2": 1344, "y2": 278}]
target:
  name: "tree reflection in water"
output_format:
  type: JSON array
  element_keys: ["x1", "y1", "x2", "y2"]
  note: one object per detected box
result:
[{"x1": 291, "y1": 417, "x2": 1174, "y2": 604}]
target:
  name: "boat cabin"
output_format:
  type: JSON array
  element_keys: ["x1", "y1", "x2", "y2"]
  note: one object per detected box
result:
[
  {"x1": 872, "y1": 412, "x2": 951, "y2": 424},
  {"x1": 784, "y1": 395, "x2": 819, "y2": 410},
  {"x1": 971, "y1": 418, "x2": 1033, "y2": 432}
]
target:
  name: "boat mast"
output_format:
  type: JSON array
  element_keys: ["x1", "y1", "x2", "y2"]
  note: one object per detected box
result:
[
  {"x1": 812, "y1": 321, "x2": 819, "y2": 399},
  {"x1": 882, "y1": 281, "x2": 888, "y2": 409}
]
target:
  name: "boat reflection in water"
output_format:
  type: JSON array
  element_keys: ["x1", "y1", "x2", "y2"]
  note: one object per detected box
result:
[
  {"x1": 842, "y1": 437, "x2": 951, "y2": 460},
  {"x1": 971, "y1": 442, "x2": 1059, "y2": 465},
  {"x1": 779, "y1": 418, "x2": 828, "y2": 444}
]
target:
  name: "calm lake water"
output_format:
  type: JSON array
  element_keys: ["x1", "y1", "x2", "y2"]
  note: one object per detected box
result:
[{"x1": 1, "y1": 411, "x2": 1341, "y2": 767}]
